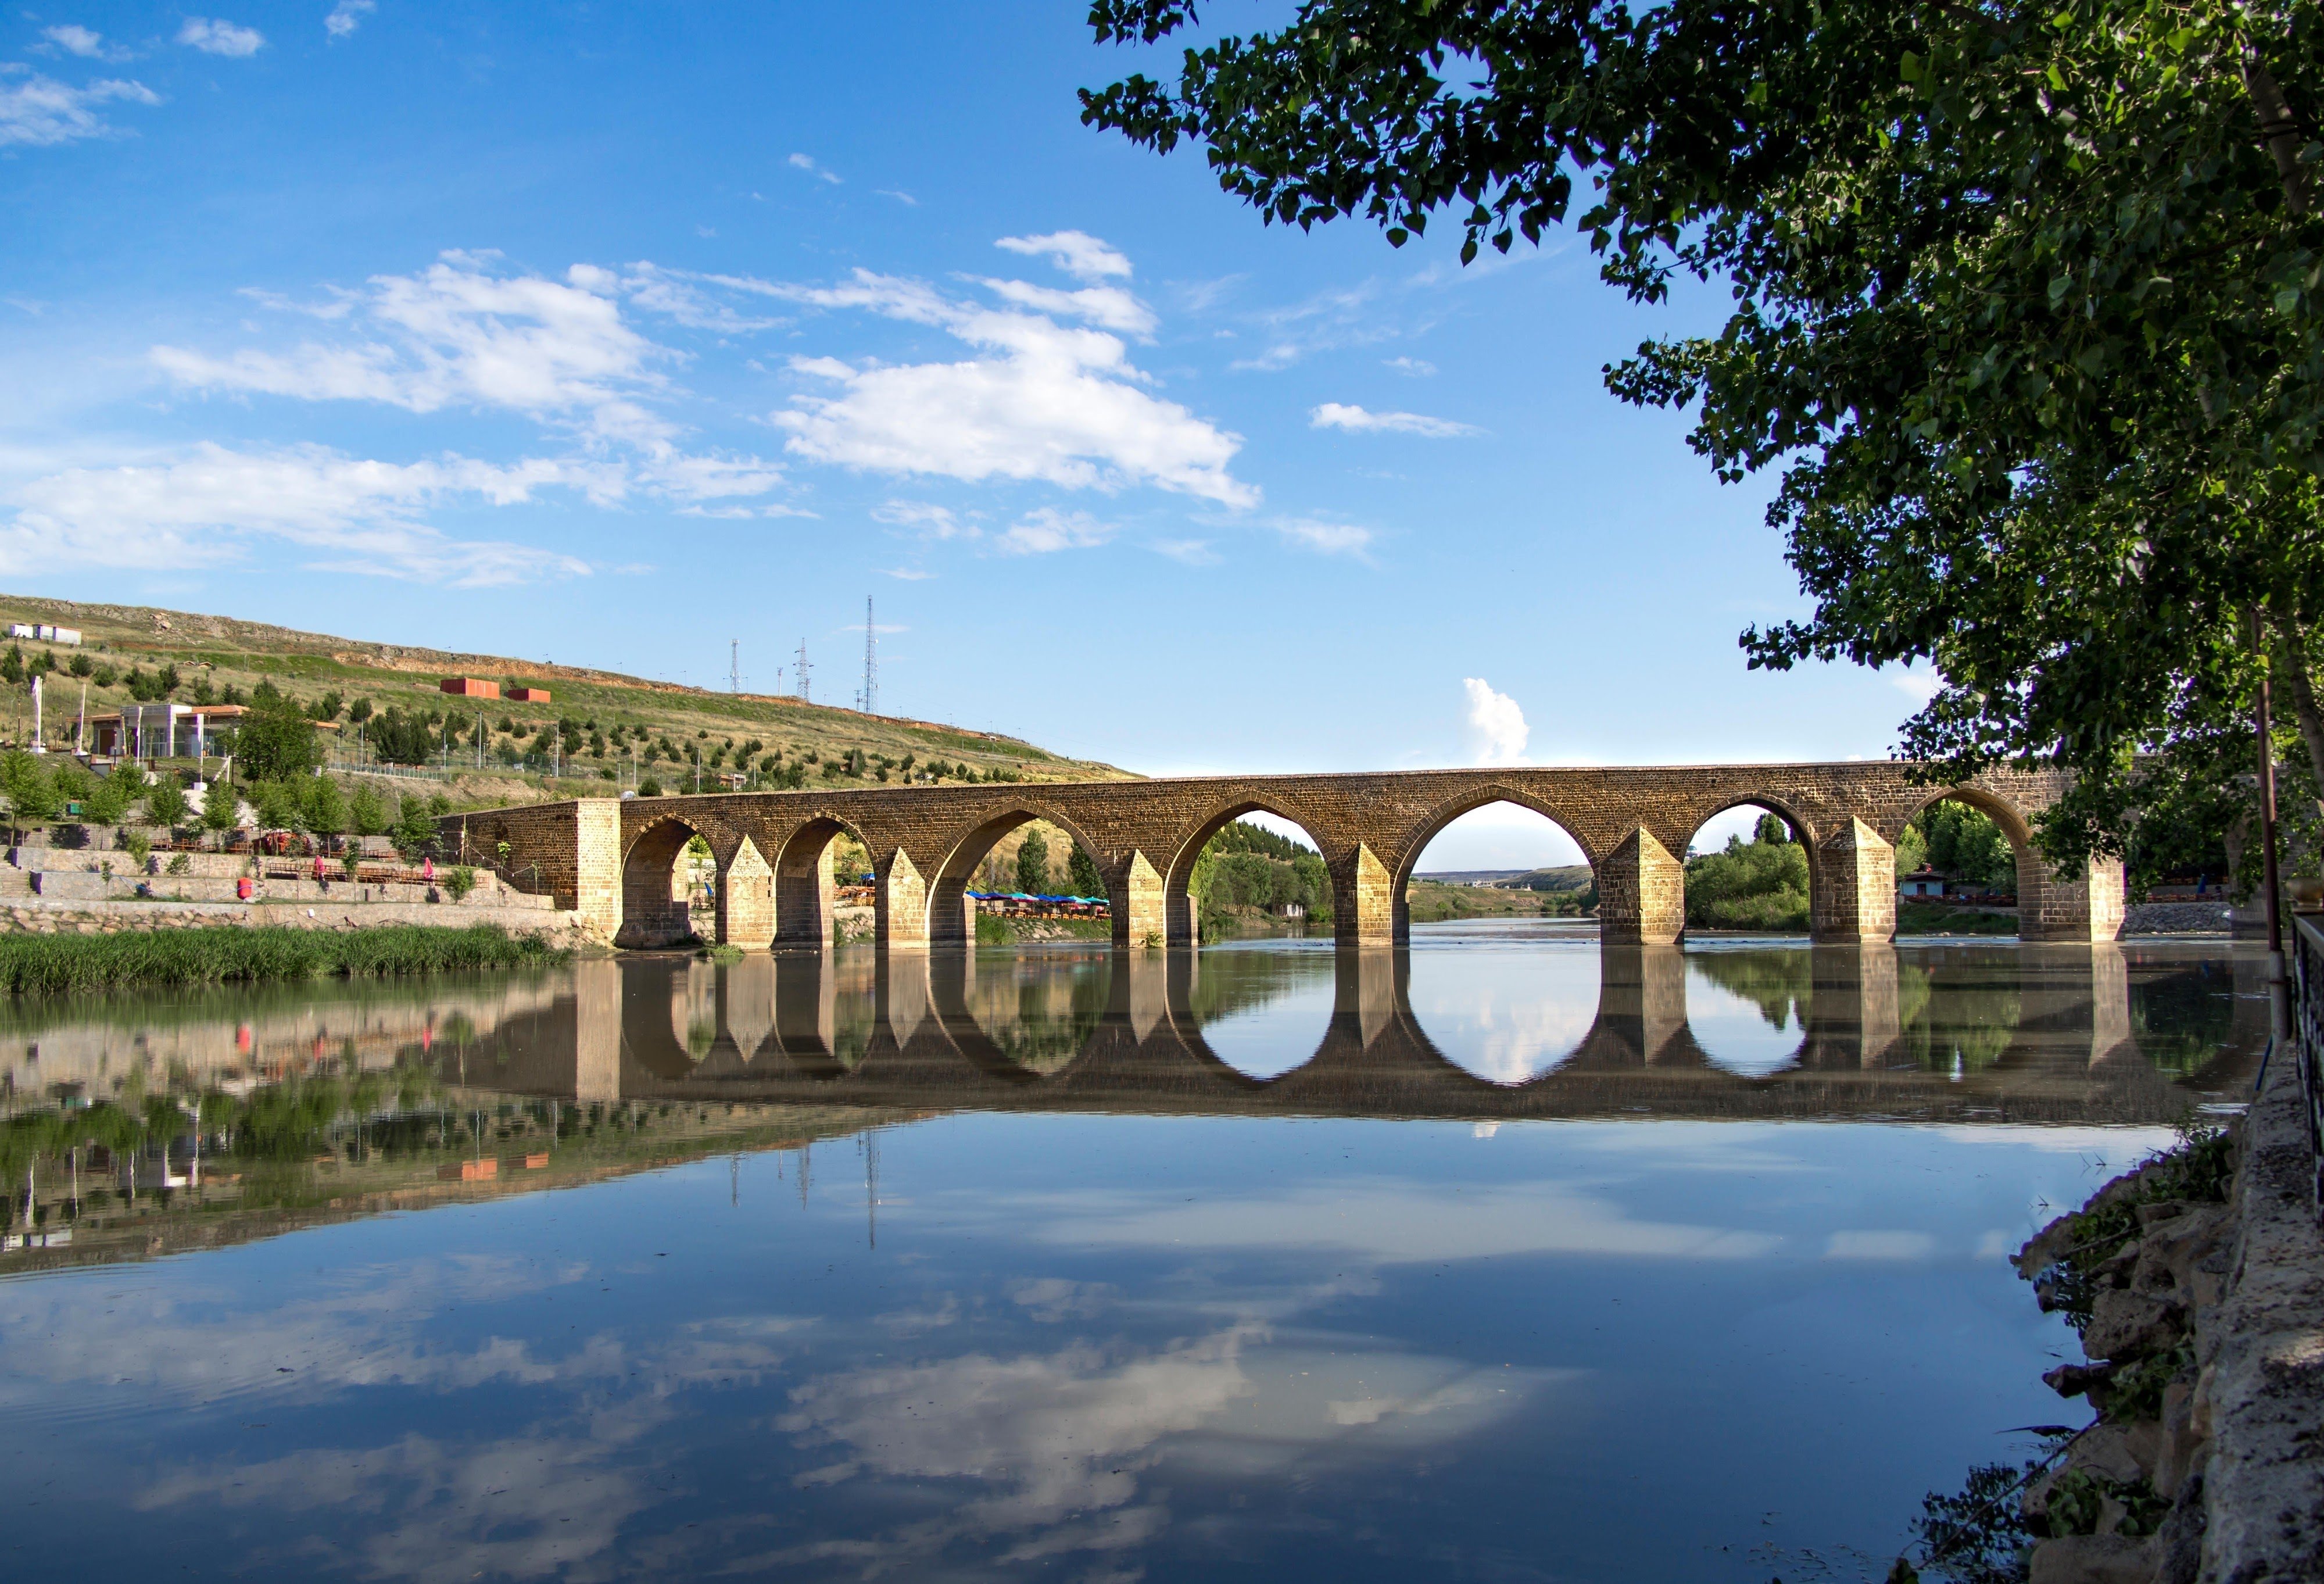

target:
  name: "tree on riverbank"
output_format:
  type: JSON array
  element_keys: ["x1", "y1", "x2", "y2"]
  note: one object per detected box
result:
[
  {"x1": 1014, "y1": 827, "x2": 1052, "y2": 894},
  {"x1": 1083, "y1": 1, "x2": 2324, "y2": 870},
  {"x1": 1686, "y1": 816, "x2": 1811, "y2": 931},
  {"x1": 1193, "y1": 819, "x2": 1331, "y2": 935}
]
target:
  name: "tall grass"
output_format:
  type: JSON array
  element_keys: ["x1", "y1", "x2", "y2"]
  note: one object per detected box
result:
[{"x1": 0, "y1": 924, "x2": 570, "y2": 996}]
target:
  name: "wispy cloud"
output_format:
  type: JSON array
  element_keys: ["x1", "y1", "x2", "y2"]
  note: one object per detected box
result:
[
  {"x1": 879, "y1": 566, "x2": 935, "y2": 581},
  {"x1": 0, "y1": 69, "x2": 159, "y2": 147},
  {"x1": 1384, "y1": 356, "x2": 1436, "y2": 376},
  {"x1": 871, "y1": 500, "x2": 972, "y2": 539},
  {"x1": 996, "y1": 506, "x2": 1111, "y2": 555},
  {"x1": 787, "y1": 152, "x2": 841, "y2": 185},
  {"x1": 746, "y1": 238, "x2": 1254, "y2": 508},
  {"x1": 1310, "y1": 402, "x2": 1478, "y2": 438},
  {"x1": 1151, "y1": 538, "x2": 1217, "y2": 566},
  {"x1": 1273, "y1": 516, "x2": 1374, "y2": 559},
  {"x1": 0, "y1": 442, "x2": 598, "y2": 586},
  {"x1": 325, "y1": 1, "x2": 377, "y2": 39},
  {"x1": 176, "y1": 17, "x2": 266, "y2": 57},
  {"x1": 38, "y1": 25, "x2": 113, "y2": 59},
  {"x1": 873, "y1": 188, "x2": 918, "y2": 206},
  {"x1": 1888, "y1": 664, "x2": 1944, "y2": 705},
  {"x1": 994, "y1": 231, "x2": 1131, "y2": 282}
]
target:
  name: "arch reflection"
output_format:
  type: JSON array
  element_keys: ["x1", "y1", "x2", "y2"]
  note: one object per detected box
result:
[{"x1": 433, "y1": 939, "x2": 2244, "y2": 1127}]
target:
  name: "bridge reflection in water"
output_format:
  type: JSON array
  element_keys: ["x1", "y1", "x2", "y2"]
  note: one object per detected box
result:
[{"x1": 472, "y1": 940, "x2": 2255, "y2": 1128}]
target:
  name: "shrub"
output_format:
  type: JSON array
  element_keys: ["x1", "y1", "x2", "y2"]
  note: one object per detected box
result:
[
  {"x1": 0, "y1": 923, "x2": 568, "y2": 995},
  {"x1": 443, "y1": 865, "x2": 477, "y2": 903}
]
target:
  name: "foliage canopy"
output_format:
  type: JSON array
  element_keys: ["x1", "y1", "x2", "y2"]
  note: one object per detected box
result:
[{"x1": 1084, "y1": 0, "x2": 2324, "y2": 863}]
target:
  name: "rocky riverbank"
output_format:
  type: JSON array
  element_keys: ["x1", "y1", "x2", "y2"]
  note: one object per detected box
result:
[{"x1": 1957, "y1": 1036, "x2": 2324, "y2": 1583}]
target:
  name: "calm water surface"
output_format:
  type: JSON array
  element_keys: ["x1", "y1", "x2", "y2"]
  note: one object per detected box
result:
[{"x1": 0, "y1": 924, "x2": 2264, "y2": 1581}]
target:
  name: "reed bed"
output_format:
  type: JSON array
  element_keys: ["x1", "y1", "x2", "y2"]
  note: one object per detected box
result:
[{"x1": 0, "y1": 924, "x2": 570, "y2": 996}]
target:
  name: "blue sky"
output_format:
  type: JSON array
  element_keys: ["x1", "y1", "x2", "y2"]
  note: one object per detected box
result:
[{"x1": 1, "y1": 3, "x2": 1932, "y2": 866}]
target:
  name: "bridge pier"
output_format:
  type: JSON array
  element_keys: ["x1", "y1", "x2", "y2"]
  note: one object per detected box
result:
[
  {"x1": 1583, "y1": 944, "x2": 1691, "y2": 1064},
  {"x1": 1802, "y1": 943, "x2": 1902, "y2": 1066},
  {"x1": 716, "y1": 836, "x2": 775, "y2": 950},
  {"x1": 1336, "y1": 843, "x2": 1398, "y2": 949},
  {"x1": 2020, "y1": 853, "x2": 2128, "y2": 942},
  {"x1": 876, "y1": 848, "x2": 928, "y2": 951},
  {"x1": 1598, "y1": 828, "x2": 1685, "y2": 945},
  {"x1": 1109, "y1": 852, "x2": 1166, "y2": 950},
  {"x1": 1810, "y1": 818, "x2": 1897, "y2": 943}
]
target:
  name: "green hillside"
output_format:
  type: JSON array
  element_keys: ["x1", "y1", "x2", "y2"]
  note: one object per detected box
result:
[{"x1": 0, "y1": 594, "x2": 1130, "y2": 806}]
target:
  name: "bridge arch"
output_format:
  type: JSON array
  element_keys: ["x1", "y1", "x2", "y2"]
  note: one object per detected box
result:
[
  {"x1": 771, "y1": 812, "x2": 875, "y2": 946},
  {"x1": 1674, "y1": 795, "x2": 1824, "y2": 939},
  {"x1": 618, "y1": 814, "x2": 715, "y2": 949},
  {"x1": 1392, "y1": 784, "x2": 1601, "y2": 945},
  {"x1": 1161, "y1": 795, "x2": 1338, "y2": 948},
  {"x1": 1894, "y1": 781, "x2": 2039, "y2": 925},
  {"x1": 926, "y1": 802, "x2": 1112, "y2": 949}
]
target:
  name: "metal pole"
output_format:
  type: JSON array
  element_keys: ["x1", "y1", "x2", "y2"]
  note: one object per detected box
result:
[{"x1": 2257, "y1": 610, "x2": 2291, "y2": 1043}]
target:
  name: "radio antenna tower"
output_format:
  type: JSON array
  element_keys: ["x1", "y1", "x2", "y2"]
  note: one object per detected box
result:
[
  {"x1": 794, "y1": 638, "x2": 811, "y2": 703},
  {"x1": 860, "y1": 596, "x2": 878, "y2": 716},
  {"x1": 729, "y1": 640, "x2": 741, "y2": 693}
]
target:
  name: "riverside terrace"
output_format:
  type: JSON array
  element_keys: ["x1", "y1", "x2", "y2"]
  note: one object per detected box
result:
[{"x1": 437, "y1": 762, "x2": 2124, "y2": 950}]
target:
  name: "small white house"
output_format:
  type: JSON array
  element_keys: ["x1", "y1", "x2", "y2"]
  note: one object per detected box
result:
[{"x1": 1899, "y1": 869, "x2": 1948, "y2": 899}]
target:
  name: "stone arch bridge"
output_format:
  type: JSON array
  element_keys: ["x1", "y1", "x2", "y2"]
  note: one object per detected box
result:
[{"x1": 439, "y1": 761, "x2": 2125, "y2": 950}]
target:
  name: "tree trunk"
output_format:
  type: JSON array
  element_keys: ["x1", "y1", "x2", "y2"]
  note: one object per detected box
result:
[
  {"x1": 2275, "y1": 616, "x2": 2324, "y2": 807},
  {"x1": 2244, "y1": 56, "x2": 2311, "y2": 216}
]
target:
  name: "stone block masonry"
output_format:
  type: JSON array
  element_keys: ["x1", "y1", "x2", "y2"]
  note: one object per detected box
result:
[{"x1": 444, "y1": 760, "x2": 2124, "y2": 951}]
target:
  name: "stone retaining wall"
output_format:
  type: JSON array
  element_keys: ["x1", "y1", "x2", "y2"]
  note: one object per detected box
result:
[
  {"x1": 2195, "y1": 1020, "x2": 2324, "y2": 1579},
  {"x1": 2122, "y1": 903, "x2": 2236, "y2": 936}
]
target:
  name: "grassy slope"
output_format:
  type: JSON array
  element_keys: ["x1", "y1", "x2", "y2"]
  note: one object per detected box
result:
[{"x1": 2, "y1": 594, "x2": 1132, "y2": 806}]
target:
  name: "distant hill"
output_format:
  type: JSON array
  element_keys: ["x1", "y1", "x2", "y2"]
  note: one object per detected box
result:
[
  {"x1": 1413, "y1": 866, "x2": 1594, "y2": 892},
  {"x1": 1, "y1": 593, "x2": 1130, "y2": 798}
]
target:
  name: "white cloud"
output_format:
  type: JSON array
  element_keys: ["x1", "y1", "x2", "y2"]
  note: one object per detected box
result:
[
  {"x1": 152, "y1": 253, "x2": 736, "y2": 456},
  {"x1": 1463, "y1": 677, "x2": 1529, "y2": 766},
  {"x1": 1310, "y1": 402, "x2": 1478, "y2": 438},
  {"x1": 871, "y1": 499, "x2": 972, "y2": 539},
  {"x1": 1824, "y1": 1231, "x2": 1938, "y2": 1261},
  {"x1": 0, "y1": 69, "x2": 159, "y2": 146},
  {"x1": 325, "y1": 1, "x2": 377, "y2": 38},
  {"x1": 1032, "y1": 1181, "x2": 1778, "y2": 1262},
  {"x1": 879, "y1": 566, "x2": 935, "y2": 581},
  {"x1": 994, "y1": 230, "x2": 1131, "y2": 283},
  {"x1": 787, "y1": 151, "x2": 841, "y2": 185},
  {"x1": 874, "y1": 188, "x2": 918, "y2": 206},
  {"x1": 40, "y1": 25, "x2": 108, "y2": 58},
  {"x1": 1888, "y1": 663, "x2": 1945, "y2": 704},
  {"x1": 997, "y1": 506, "x2": 1111, "y2": 555},
  {"x1": 1273, "y1": 516, "x2": 1373, "y2": 557},
  {"x1": 0, "y1": 442, "x2": 598, "y2": 585},
  {"x1": 1384, "y1": 356, "x2": 1436, "y2": 376},
  {"x1": 1151, "y1": 538, "x2": 1217, "y2": 566},
  {"x1": 765, "y1": 248, "x2": 1254, "y2": 508},
  {"x1": 974, "y1": 277, "x2": 1155, "y2": 337},
  {"x1": 177, "y1": 17, "x2": 265, "y2": 56}
]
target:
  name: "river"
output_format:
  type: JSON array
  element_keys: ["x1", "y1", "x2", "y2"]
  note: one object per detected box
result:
[{"x1": 0, "y1": 922, "x2": 2264, "y2": 1581}]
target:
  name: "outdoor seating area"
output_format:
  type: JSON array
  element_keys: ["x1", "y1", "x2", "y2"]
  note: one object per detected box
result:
[{"x1": 968, "y1": 891, "x2": 1110, "y2": 920}]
